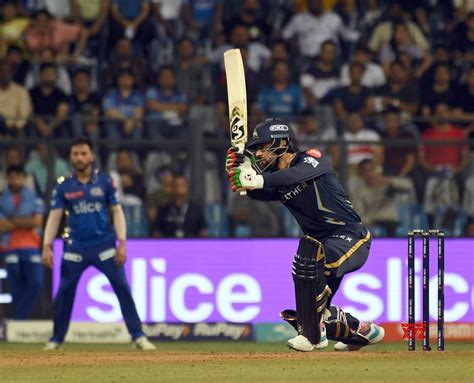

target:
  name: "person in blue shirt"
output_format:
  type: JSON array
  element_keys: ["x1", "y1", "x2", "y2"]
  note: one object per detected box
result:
[
  {"x1": 254, "y1": 60, "x2": 304, "y2": 122},
  {"x1": 41, "y1": 137, "x2": 155, "y2": 351},
  {"x1": 103, "y1": 69, "x2": 145, "y2": 140},
  {"x1": 145, "y1": 65, "x2": 188, "y2": 138}
]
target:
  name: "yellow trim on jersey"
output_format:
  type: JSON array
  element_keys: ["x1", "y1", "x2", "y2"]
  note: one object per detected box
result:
[{"x1": 325, "y1": 230, "x2": 371, "y2": 269}]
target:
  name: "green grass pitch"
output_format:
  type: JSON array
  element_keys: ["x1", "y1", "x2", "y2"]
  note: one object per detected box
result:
[{"x1": 0, "y1": 341, "x2": 472, "y2": 382}]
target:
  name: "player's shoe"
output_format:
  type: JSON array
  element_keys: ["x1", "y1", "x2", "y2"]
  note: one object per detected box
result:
[
  {"x1": 315, "y1": 323, "x2": 328, "y2": 349},
  {"x1": 334, "y1": 322, "x2": 385, "y2": 351},
  {"x1": 134, "y1": 336, "x2": 156, "y2": 350},
  {"x1": 43, "y1": 341, "x2": 61, "y2": 351},
  {"x1": 287, "y1": 335, "x2": 315, "y2": 352}
]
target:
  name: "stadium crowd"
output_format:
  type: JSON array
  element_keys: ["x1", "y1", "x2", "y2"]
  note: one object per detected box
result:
[{"x1": 0, "y1": 0, "x2": 473, "y2": 238}]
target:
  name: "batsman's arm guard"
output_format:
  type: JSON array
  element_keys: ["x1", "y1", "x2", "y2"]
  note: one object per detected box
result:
[{"x1": 292, "y1": 235, "x2": 331, "y2": 344}]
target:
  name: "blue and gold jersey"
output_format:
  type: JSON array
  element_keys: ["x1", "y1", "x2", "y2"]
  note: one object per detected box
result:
[
  {"x1": 249, "y1": 148, "x2": 361, "y2": 240},
  {"x1": 50, "y1": 169, "x2": 119, "y2": 248}
]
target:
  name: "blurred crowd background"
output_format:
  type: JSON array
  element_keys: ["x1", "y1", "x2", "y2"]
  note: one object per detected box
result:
[{"x1": 0, "y1": 0, "x2": 474, "y2": 238}]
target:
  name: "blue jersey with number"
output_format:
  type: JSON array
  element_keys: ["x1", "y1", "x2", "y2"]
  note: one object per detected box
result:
[
  {"x1": 248, "y1": 148, "x2": 361, "y2": 240},
  {"x1": 50, "y1": 169, "x2": 119, "y2": 248}
]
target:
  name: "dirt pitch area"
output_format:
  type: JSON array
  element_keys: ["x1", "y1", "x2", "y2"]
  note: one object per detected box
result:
[{"x1": 0, "y1": 342, "x2": 472, "y2": 382}]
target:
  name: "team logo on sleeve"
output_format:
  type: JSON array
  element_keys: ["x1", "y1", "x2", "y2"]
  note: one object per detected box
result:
[
  {"x1": 306, "y1": 149, "x2": 322, "y2": 158},
  {"x1": 90, "y1": 187, "x2": 104, "y2": 197},
  {"x1": 304, "y1": 157, "x2": 319, "y2": 168}
]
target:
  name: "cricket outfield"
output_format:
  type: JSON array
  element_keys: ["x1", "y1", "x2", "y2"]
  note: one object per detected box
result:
[{"x1": 0, "y1": 342, "x2": 472, "y2": 382}]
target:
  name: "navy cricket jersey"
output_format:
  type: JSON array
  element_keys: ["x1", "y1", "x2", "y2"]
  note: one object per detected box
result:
[
  {"x1": 248, "y1": 148, "x2": 361, "y2": 240},
  {"x1": 50, "y1": 169, "x2": 119, "y2": 247}
]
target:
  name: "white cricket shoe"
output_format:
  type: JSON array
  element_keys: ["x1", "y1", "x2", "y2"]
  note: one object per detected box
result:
[
  {"x1": 334, "y1": 322, "x2": 385, "y2": 351},
  {"x1": 43, "y1": 341, "x2": 61, "y2": 351},
  {"x1": 287, "y1": 335, "x2": 315, "y2": 352},
  {"x1": 134, "y1": 336, "x2": 156, "y2": 350},
  {"x1": 315, "y1": 323, "x2": 328, "y2": 349}
]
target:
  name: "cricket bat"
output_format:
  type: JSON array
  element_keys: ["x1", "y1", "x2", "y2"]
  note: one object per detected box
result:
[{"x1": 224, "y1": 48, "x2": 248, "y2": 195}]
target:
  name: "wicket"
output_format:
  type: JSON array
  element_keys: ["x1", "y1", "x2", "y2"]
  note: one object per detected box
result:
[{"x1": 407, "y1": 229, "x2": 445, "y2": 351}]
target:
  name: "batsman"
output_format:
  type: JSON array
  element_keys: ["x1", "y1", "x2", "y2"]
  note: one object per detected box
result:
[{"x1": 226, "y1": 119, "x2": 385, "y2": 352}]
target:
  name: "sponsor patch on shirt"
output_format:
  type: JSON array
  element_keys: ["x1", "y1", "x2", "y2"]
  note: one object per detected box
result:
[
  {"x1": 90, "y1": 187, "x2": 104, "y2": 197},
  {"x1": 303, "y1": 157, "x2": 319, "y2": 168},
  {"x1": 306, "y1": 148, "x2": 322, "y2": 158},
  {"x1": 65, "y1": 191, "x2": 85, "y2": 200}
]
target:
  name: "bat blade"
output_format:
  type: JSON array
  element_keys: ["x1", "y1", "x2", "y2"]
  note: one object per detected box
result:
[
  {"x1": 224, "y1": 48, "x2": 248, "y2": 195},
  {"x1": 224, "y1": 49, "x2": 248, "y2": 151}
]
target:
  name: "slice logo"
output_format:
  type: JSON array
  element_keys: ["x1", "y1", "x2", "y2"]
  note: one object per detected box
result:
[
  {"x1": 269, "y1": 124, "x2": 288, "y2": 132},
  {"x1": 306, "y1": 148, "x2": 322, "y2": 158},
  {"x1": 230, "y1": 107, "x2": 245, "y2": 141}
]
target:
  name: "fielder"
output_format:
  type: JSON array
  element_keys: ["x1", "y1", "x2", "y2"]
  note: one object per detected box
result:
[
  {"x1": 41, "y1": 137, "x2": 155, "y2": 350},
  {"x1": 226, "y1": 119, "x2": 385, "y2": 351}
]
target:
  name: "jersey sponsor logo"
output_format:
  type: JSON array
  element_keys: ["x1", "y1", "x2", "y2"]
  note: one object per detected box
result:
[
  {"x1": 90, "y1": 187, "x2": 104, "y2": 197},
  {"x1": 304, "y1": 157, "x2": 319, "y2": 168},
  {"x1": 65, "y1": 191, "x2": 85, "y2": 200},
  {"x1": 306, "y1": 148, "x2": 322, "y2": 158},
  {"x1": 269, "y1": 124, "x2": 289, "y2": 132},
  {"x1": 72, "y1": 201, "x2": 103, "y2": 215},
  {"x1": 281, "y1": 181, "x2": 308, "y2": 203}
]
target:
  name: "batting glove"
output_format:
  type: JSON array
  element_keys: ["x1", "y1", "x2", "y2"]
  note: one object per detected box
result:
[{"x1": 228, "y1": 164, "x2": 264, "y2": 192}]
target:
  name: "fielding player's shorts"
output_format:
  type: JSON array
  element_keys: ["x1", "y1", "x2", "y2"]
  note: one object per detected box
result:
[{"x1": 322, "y1": 223, "x2": 371, "y2": 279}]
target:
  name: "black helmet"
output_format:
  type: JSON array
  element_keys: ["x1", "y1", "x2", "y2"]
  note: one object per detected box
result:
[
  {"x1": 246, "y1": 118, "x2": 298, "y2": 152},
  {"x1": 246, "y1": 118, "x2": 298, "y2": 173}
]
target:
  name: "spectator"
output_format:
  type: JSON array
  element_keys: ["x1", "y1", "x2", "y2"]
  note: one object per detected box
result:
[
  {"x1": 25, "y1": 142, "x2": 69, "y2": 198},
  {"x1": 210, "y1": 23, "x2": 271, "y2": 73},
  {"x1": 181, "y1": 0, "x2": 223, "y2": 42},
  {"x1": 254, "y1": 60, "x2": 303, "y2": 121},
  {"x1": 368, "y1": 2, "x2": 430, "y2": 54},
  {"x1": 453, "y1": 12, "x2": 474, "y2": 64},
  {"x1": 146, "y1": 165, "x2": 175, "y2": 224},
  {"x1": 224, "y1": 0, "x2": 271, "y2": 43},
  {"x1": 29, "y1": 63, "x2": 69, "y2": 138},
  {"x1": 102, "y1": 37, "x2": 154, "y2": 91},
  {"x1": 0, "y1": 1, "x2": 30, "y2": 56},
  {"x1": 110, "y1": 148, "x2": 146, "y2": 201},
  {"x1": 340, "y1": 44, "x2": 386, "y2": 89},
  {"x1": 341, "y1": 112, "x2": 383, "y2": 173},
  {"x1": 109, "y1": 0, "x2": 155, "y2": 54},
  {"x1": 300, "y1": 40, "x2": 341, "y2": 106},
  {"x1": 0, "y1": 60, "x2": 32, "y2": 137},
  {"x1": 359, "y1": 0, "x2": 383, "y2": 37},
  {"x1": 103, "y1": 69, "x2": 144, "y2": 140},
  {"x1": 380, "y1": 110, "x2": 417, "y2": 177},
  {"x1": 0, "y1": 147, "x2": 34, "y2": 192},
  {"x1": 152, "y1": 175, "x2": 207, "y2": 238},
  {"x1": 282, "y1": 0, "x2": 343, "y2": 59},
  {"x1": 420, "y1": 63, "x2": 457, "y2": 118},
  {"x1": 374, "y1": 60, "x2": 419, "y2": 119},
  {"x1": 333, "y1": 0, "x2": 363, "y2": 59},
  {"x1": 297, "y1": 109, "x2": 338, "y2": 165},
  {"x1": 352, "y1": 158, "x2": 413, "y2": 237},
  {"x1": 24, "y1": 47, "x2": 72, "y2": 95},
  {"x1": 378, "y1": 21, "x2": 432, "y2": 78},
  {"x1": 453, "y1": 65, "x2": 474, "y2": 120},
  {"x1": 145, "y1": 65, "x2": 188, "y2": 138},
  {"x1": 227, "y1": 191, "x2": 281, "y2": 237},
  {"x1": 420, "y1": 44, "x2": 457, "y2": 91},
  {"x1": 332, "y1": 62, "x2": 373, "y2": 119},
  {"x1": 419, "y1": 103, "x2": 469, "y2": 175},
  {"x1": 175, "y1": 37, "x2": 211, "y2": 105},
  {"x1": 69, "y1": 69, "x2": 101, "y2": 139},
  {"x1": 25, "y1": 9, "x2": 87, "y2": 57},
  {"x1": 0, "y1": 165, "x2": 44, "y2": 319},
  {"x1": 151, "y1": 0, "x2": 185, "y2": 41},
  {"x1": 71, "y1": 0, "x2": 110, "y2": 59},
  {"x1": 6, "y1": 44, "x2": 30, "y2": 85}
]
